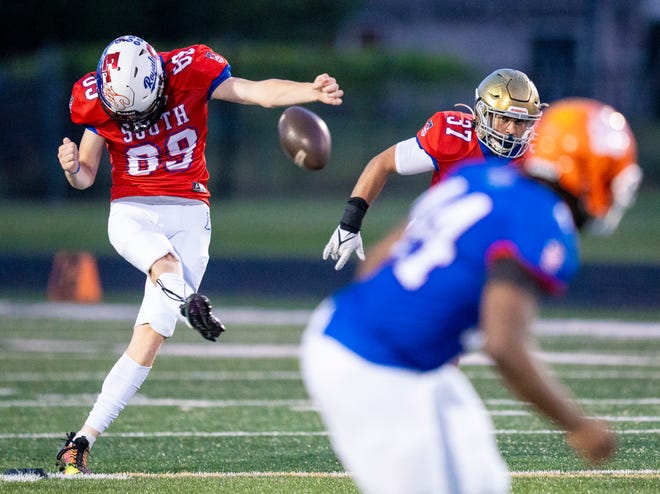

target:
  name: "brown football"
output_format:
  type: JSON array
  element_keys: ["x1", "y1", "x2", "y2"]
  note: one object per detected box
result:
[{"x1": 278, "y1": 106, "x2": 331, "y2": 170}]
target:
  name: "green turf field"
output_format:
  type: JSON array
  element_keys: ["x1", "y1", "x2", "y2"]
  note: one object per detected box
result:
[
  {"x1": 2, "y1": 186, "x2": 659, "y2": 262},
  {"x1": 0, "y1": 301, "x2": 658, "y2": 493}
]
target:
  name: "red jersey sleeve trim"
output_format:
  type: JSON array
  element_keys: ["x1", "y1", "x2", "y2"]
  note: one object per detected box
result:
[{"x1": 486, "y1": 240, "x2": 567, "y2": 295}]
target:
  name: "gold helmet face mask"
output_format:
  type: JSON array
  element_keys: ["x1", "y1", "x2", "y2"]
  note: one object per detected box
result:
[{"x1": 474, "y1": 69, "x2": 545, "y2": 158}]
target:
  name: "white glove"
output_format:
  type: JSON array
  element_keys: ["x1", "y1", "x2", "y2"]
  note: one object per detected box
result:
[{"x1": 323, "y1": 225, "x2": 366, "y2": 271}]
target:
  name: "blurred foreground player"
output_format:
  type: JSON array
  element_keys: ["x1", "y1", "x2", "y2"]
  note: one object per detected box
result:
[
  {"x1": 302, "y1": 98, "x2": 642, "y2": 493},
  {"x1": 55, "y1": 35, "x2": 343, "y2": 474},
  {"x1": 324, "y1": 68, "x2": 545, "y2": 270}
]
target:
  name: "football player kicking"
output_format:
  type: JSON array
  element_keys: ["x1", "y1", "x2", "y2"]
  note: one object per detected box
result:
[
  {"x1": 55, "y1": 35, "x2": 343, "y2": 475},
  {"x1": 302, "y1": 98, "x2": 642, "y2": 493},
  {"x1": 323, "y1": 68, "x2": 546, "y2": 270}
]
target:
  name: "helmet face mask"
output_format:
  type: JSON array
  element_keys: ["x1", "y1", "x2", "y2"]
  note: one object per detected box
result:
[
  {"x1": 475, "y1": 100, "x2": 541, "y2": 158},
  {"x1": 586, "y1": 161, "x2": 643, "y2": 235},
  {"x1": 524, "y1": 98, "x2": 642, "y2": 235},
  {"x1": 474, "y1": 68, "x2": 544, "y2": 158},
  {"x1": 96, "y1": 35, "x2": 166, "y2": 132}
]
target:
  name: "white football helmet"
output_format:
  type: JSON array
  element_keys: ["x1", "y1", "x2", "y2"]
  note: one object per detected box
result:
[
  {"x1": 96, "y1": 35, "x2": 166, "y2": 131},
  {"x1": 474, "y1": 68, "x2": 545, "y2": 158}
]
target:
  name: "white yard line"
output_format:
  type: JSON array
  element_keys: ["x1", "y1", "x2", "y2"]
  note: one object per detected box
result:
[
  {"x1": 0, "y1": 299, "x2": 659, "y2": 338},
  {"x1": 4, "y1": 469, "x2": 659, "y2": 482},
  {"x1": 0, "y1": 300, "x2": 312, "y2": 326},
  {"x1": 1, "y1": 370, "x2": 303, "y2": 381},
  {"x1": 0, "y1": 394, "x2": 658, "y2": 425},
  {"x1": 4, "y1": 337, "x2": 658, "y2": 366},
  {"x1": 0, "y1": 428, "x2": 658, "y2": 441},
  {"x1": 3, "y1": 369, "x2": 659, "y2": 382},
  {"x1": 533, "y1": 319, "x2": 660, "y2": 339},
  {"x1": 509, "y1": 469, "x2": 660, "y2": 478}
]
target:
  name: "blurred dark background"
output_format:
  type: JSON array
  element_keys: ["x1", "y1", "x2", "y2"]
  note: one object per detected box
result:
[
  {"x1": 1, "y1": 0, "x2": 658, "y2": 306},
  {"x1": 1, "y1": 0, "x2": 659, "y2": 203}
]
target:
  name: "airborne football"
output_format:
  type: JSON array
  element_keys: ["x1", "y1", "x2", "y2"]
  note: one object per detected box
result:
[{"x1": 278, "y1": 106, "x2": 331, "y2": 170}]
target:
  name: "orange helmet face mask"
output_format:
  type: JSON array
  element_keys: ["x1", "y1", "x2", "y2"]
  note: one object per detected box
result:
[{"x1": 524, "y1": 98, "x2": 642, "y2": 234}]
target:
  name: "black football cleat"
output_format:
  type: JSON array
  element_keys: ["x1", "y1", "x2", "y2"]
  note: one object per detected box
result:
[{"x1": 180, "y1": 293, "x2": 226, "y2": 342}]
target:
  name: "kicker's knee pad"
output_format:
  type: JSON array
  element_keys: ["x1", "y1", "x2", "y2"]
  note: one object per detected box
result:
[
  {"x1": 135, "y1": 279, "x2": 178, "y2": 337},
  {"x1": 135, "y1": 272, "x2": 193, "y2": 337}
]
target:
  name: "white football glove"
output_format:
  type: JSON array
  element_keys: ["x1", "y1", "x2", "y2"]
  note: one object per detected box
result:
[{"x1": 323, "y1": 226, "x2": 365, "y2": 271}]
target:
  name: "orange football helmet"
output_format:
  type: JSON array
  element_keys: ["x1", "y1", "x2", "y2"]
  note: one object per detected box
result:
[{"x1": 524, "y1": 98, "x2": 642, "y2": 234}]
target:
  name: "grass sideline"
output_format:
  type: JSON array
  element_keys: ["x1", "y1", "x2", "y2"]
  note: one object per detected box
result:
[
  {"x1": 1, "y1": 187, "x2": 659, "y2": 262},
  {"x1": 0, "y1": 302, "x2": 659, "y2": 493}
]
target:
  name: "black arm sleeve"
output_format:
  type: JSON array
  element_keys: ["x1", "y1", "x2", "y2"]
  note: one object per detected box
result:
[{"x1": 339, "y1": 196, "x2": 370, "y2": 233}]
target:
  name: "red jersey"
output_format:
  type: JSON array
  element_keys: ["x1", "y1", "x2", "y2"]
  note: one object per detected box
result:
[
  {"x1": 69, "y1": 44, "x2": 231, "y2": 205},
  {"x1": 416, "y1": 110, "x2": 521, "y2": 186}
]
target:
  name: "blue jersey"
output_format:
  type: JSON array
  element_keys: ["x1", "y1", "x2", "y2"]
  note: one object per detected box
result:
[{"x1": 324, "y1": 161, "x2": 579, "y2": 371}]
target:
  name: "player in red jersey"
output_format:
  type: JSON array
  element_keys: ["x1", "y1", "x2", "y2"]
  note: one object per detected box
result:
[
  {"x1": 323, "y1": 68, "x2": 545, "y2": 270},
  {"x1": 55, "y1": 35, "x2": 343, "y2": 475}
]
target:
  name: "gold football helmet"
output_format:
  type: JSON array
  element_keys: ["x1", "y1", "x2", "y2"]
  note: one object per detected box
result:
[
  {"x1": 474, "y1": 68, "x2": 545, "y2": 158},
  {"x1": 524, "y1": 97, "x2": 642, "y2": 234}
]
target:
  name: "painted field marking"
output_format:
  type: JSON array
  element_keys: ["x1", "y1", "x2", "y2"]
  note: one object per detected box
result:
[
  {"x1": 1, "y1": 395, "x2": 659, "y2": 410},
  {"x1": 1, "y1": 300, "x2": 659, "y2": 338},
  {"x1": 0, "y1": 370, "x2": 303, "y2": 382},
  {"x1": 3, "y1": 368, "x2": 659, "y2": 383},
  {"x1": 1, "y1": 427, "x2": 658, "y2": 441},
  {"x1": 3, "y1": 337, "x2": 659, "y2": 366},
  {"x1": 4, "y1": 469, "x2": 659, "y2": 482}
]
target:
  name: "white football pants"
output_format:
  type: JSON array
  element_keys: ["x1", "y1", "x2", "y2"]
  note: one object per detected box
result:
[
  {"x1": 300, "y1": 300, "x2": 510, "y2": 494},
  {"x1": 108, "y1": 197, "x2": 211, "y2": 336}
]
